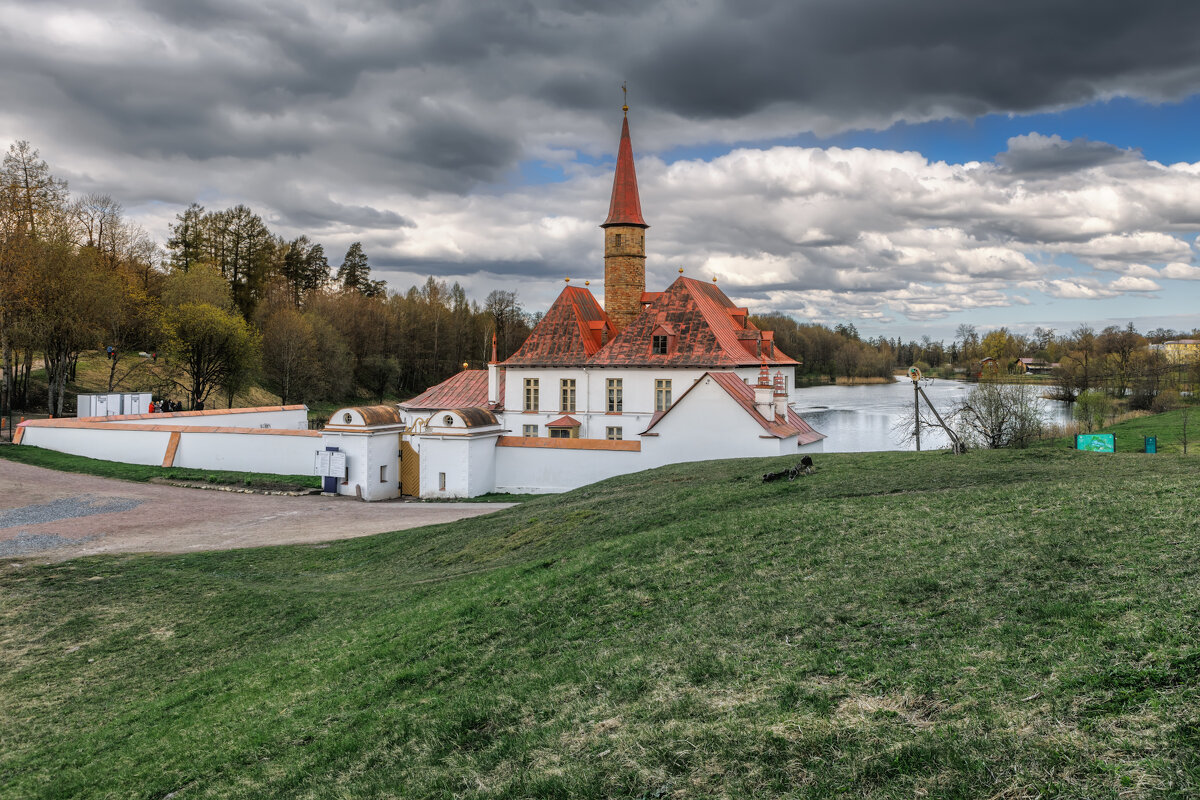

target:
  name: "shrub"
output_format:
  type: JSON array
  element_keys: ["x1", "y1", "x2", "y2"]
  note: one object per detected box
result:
[
  {"x1": 1152, "y1": 388, "x2": 1183, "y2": 414},
  {"x1": 1073, "y1": 390, "x2": 1111, "y2": 433}
]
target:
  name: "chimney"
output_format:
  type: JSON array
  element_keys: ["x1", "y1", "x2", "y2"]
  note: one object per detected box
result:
[
  {"x1": 773, "y1": 371, "x2": 787, "y2": 418},
  {"x1": 754, "y1": 361, "x2": 774, "y2": 420},
  {"x1": 487, "y1": 332, "x2": 499, "y2": 406}
]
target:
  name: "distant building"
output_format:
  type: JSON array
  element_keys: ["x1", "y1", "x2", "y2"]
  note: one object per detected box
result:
[
  {"x1": 1015, "y1": 358, "x2": 1056, "y2": 375},
  {"x1": 1162, "y1": 339, "x2": 1200, "y2": 363}
]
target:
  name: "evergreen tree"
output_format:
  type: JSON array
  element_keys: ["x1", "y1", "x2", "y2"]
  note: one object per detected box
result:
[
  {"x1": 337, "y1": 241, "x2": 371, "y2": 294},
  {"x1": 166, "y1": 203, "x2": 206, "y2": 273}
]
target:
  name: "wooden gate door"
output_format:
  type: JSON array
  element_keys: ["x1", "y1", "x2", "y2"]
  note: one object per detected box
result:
[{"x1": 400, "y1": 439, "x2": 420, "y2": 497}]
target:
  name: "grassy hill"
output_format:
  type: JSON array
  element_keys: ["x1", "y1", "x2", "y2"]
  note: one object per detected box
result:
[{"x1": 2, "y1": 444, "x2": 1199, "y2": 798}]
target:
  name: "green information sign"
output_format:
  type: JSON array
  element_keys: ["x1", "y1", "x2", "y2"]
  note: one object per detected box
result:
[{"x1": 1076, "y1": 433, "x2": 1115, "y2": 452}]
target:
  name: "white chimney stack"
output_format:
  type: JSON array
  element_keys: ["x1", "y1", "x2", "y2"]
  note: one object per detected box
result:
[{"x1": 754, "y1": 362, "x2": 774, "y2": 420}]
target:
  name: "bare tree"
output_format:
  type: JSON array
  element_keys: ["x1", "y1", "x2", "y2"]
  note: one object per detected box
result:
[{"x1": 953, "y1": 380, "x2": 1045, "y2": 449}]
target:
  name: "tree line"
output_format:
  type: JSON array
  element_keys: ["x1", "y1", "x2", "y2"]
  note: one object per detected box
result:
[
  {"x1": 4, "y1": 138, "x2": 1196, "y2": 423},
  {"x1": 0, "y1": 141, "x2": 534, "y2": 420},
  {"x1": 756, "y1": 314, "x2": 1200, "y2": 408}
]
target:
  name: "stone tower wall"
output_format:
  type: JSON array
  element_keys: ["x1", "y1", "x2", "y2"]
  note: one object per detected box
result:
[{"x1": 604, "y1": 225, "x2": 646, "y2": 331}]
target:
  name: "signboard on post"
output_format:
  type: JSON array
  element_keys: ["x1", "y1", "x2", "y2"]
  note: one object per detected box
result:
[
  {"x1": 329, "y1": 451, "x2": 346, "y2": 478},
  {"x1": 1075, "y1": 433, "x2": 1115, "y2": 452},
  {"x1": 314, "y1": 450, "x2": 347, "y2": 478}
]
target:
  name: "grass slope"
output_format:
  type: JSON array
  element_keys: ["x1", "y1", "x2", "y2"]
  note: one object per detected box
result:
[
  {"x1": 0, "y1": 445, "x2": 320, "y2": 491},
  {"x1": 2, "y1": 447, "x2": 1199, "y2": 798}
]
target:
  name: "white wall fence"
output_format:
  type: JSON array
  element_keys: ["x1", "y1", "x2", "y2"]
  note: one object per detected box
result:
[
  {"x1": 491, "y1": 436, "x2": 643, "y2": 494},
  {"x1": 17, "y1": 406, "x2": 319, "y2": 476},
  {"x1": 101, "y1": 406, "x2": 309, "y2": 430}
]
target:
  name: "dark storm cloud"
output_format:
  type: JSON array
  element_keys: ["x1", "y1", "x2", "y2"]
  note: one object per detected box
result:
[
  {"x1": 7, "y1": 0, "x2": 1200, "y2": 311},
  {"x1": 10, "y1": 0, "x2": 1200, "y2": 198},
  {"x1": 996, "y1": 134, "x2": 1140, "y2": 175},
  {"x1": 636, "y1": 0, "x2": 1200, "y2": 128}
]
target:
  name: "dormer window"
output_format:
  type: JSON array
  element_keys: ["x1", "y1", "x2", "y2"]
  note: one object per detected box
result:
[{"x1": 650, "y1": 323, "x2": 676, "y2": 355}]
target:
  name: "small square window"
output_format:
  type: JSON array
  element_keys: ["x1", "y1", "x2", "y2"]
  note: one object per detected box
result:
[
  {"x1": 606, "y1": 426, "x2": 623, "y2": 440},
  {"x1": 523, "y1": 424, "x2": 538, "y2": 437},
  {"x1": 651, "y1": 335, "x2": 668, "y2": 355},
  {"x1": 549, "y1": 428, "x2": 570, "y2": 439}
]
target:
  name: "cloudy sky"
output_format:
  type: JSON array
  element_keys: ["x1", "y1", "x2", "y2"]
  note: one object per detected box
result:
[{"x1": 5, "y1": 0, "x2": 1200, "y2": 340}]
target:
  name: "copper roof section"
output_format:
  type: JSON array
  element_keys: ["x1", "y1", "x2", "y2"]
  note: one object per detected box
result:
[
  {"x1": 601, "y1": 116, "x2": 647, "y2": 229},
  {"x1": 640, "y1": 372, "x2": 825, "y2": 445},
  {"x1": 588, "y1": 276, "x2": 799, "y2": 368},
  {"x1": 401, "y1": 370, "x2": 498, "y2": 410},
  {"x1": 452, "y1": 407, "x2": 500, "y2": 428},
  {"x1": 503, "y1": 286, "x2": 617, "y2": 366},
  {"x1": 329, "y1": 405, "x2": 405, "y2": 426}
]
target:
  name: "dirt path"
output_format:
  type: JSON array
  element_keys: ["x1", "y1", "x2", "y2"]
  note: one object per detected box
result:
[{"x1": 0, "y1": 462, "x2": 514, "y2": 562}]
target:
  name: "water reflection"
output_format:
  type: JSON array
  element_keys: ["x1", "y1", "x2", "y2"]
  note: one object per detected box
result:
[{"x1": 792, "y1": 380, "x2": 1072, "y2": 453}]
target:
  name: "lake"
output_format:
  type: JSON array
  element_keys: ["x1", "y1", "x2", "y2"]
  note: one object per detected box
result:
[{"x1": 791, "y1": 379, "x2": 1073, "y2": 452}]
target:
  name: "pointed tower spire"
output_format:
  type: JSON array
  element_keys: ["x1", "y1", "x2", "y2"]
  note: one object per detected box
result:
[
  {"x1": 602, "y1": 92, "x2": 649, "y2": 332},
  {"x1": 602, "y1": 116, "x2": 647, "y2": 228}
]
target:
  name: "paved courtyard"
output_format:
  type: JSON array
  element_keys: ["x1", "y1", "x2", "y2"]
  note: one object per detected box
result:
[{"x1": 0, "y1": 461, "x2": 513, "y2": 561}]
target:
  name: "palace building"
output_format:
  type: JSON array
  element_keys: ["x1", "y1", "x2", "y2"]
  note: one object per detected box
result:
[
  {"x1": 395, "y1": 107, "x2": 824, "y2": 496},
  {"x1": 16, "y1": 106, "x2": 824, "y2": 500}
]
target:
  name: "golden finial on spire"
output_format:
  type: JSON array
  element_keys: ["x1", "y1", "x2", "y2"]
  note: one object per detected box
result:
[
  {"x1": 622, "y1": 81, "x2": 628, "y2": 116},
  {"x1": 678, "y1": 266, "x2": 684, "y2": 274},
  {"x1": 712, "y1": 276, "x2": 718, "y2": 283},
  {"x1": 565, "y1": 277, "x2": 571, "y2": 283},
  {"x1": 585, "y1": 280, "x2": 590, "y2": 286}
]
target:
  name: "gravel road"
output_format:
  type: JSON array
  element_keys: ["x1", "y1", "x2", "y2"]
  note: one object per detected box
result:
[{"x1": 0, "y1": 461, "x2": 514, "y2": 561}]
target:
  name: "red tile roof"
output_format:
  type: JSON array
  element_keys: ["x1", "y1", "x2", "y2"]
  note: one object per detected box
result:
[
  {"x1": 641, "y1": 371, "x2": 824, "y2": 444},
  {"x1": 602, "y1": 115, "x2": 647, "y2": 228},
  {"x1": 545, "y1": 414, "x2": 581, "y2": 428},
  {"x1": 401, "y1": 369, "x2": 503, "y2": 410},
  {"x1": 587, "y1": 276, "x2": 799, "y2": 368},
  {"x1": 503, "y1": 286, "x2": 618, "y2": 366}
]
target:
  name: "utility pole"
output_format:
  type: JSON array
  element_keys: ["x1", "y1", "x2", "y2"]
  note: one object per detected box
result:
[{"x1": 910, "y1": 366, "x2": 921, "y2": 451}]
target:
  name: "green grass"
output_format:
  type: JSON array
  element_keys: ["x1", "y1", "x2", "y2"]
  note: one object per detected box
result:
[
  {"x1": 1034, "y1": 406, "x2": 1199, "y2": 454},
  {"x1": 2, "y1": 448, "x2": 1199, "y2": 797},
  {"x1": 0, "y1": 444, "x2": 320, "y2": 491}
]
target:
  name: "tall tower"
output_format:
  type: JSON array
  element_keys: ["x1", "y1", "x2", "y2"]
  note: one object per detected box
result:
[{"x1": 601, "y1": 100, "x2": 648, "y2": 332}]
